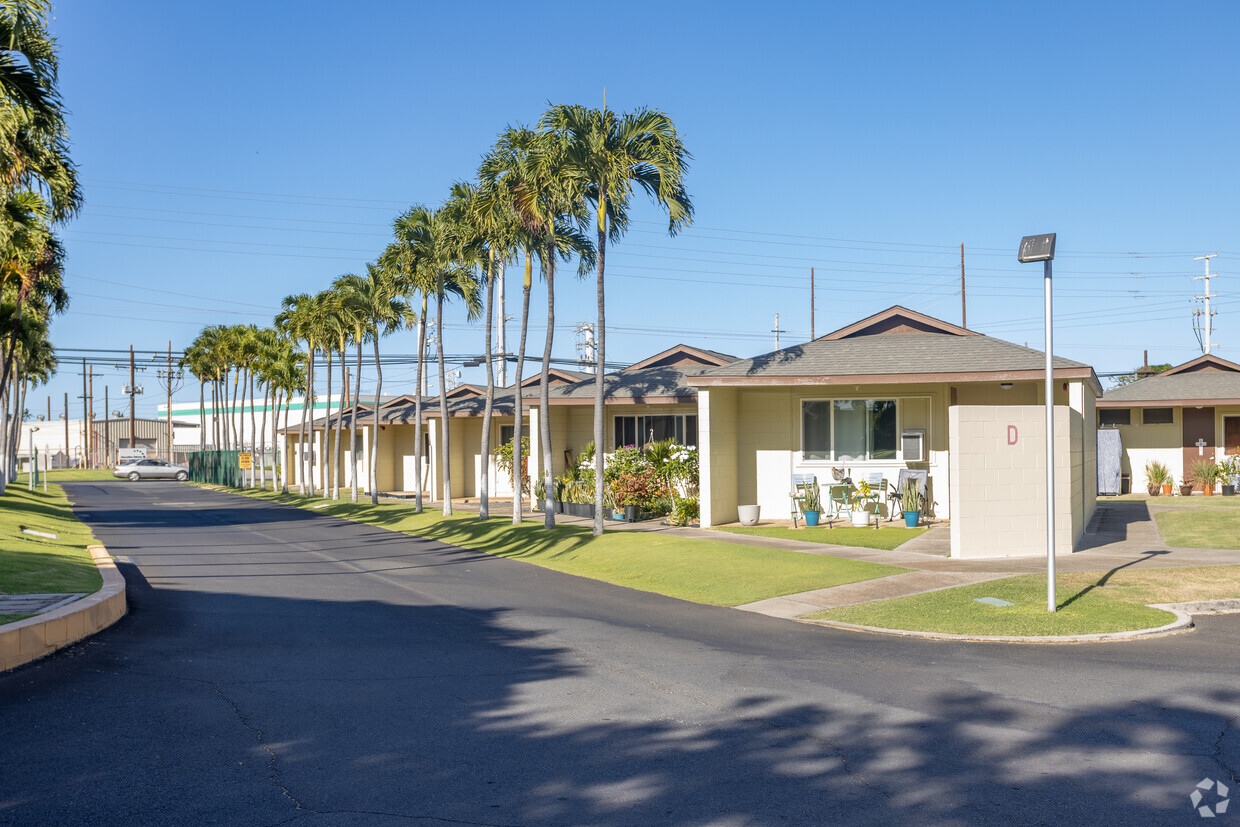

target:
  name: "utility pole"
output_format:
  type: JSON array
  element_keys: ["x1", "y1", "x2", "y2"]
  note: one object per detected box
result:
[
  {"x1": 80, "y1": 359, "x2": 87, "y2": 468},
  {"x1": 1193, "y1": 253, "x2": 1219, "y2": 353},
  {"x1": 575, "y1": 322, "x2": 596, "y2": 373},
  {"x1": 87, "y1": 364, "x2": 94, "y2": 467},
  {"x1": 128, "y1": 345, "x2": 137, "y2": 448},
  {"x1": 810, "y1": 267, "x2": 815, "y2": 340},
  {"x1": 63, "y1": 392, "x2": 68, "y2": 469},
  {"x1": 104, "y1": 386, "x2": 110, "y2": 466},
  {"x1": 772, "y1": 313, "x2": 787, "y2": 350},
  {"x1": 960, "y1": 243, "x2": 967, "y2": 329}
]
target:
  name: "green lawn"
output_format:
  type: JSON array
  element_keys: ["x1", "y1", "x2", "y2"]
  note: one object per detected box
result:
[
  {"x1": 17, "y1": 468, "x2": 117, "y2": 483},
  {"x1": 224, "y1": 488, "x2": 908, "y2": 606},
  {"x1": 806, "y1": 565, "x2": 1240, "y2": 636},
  {"x1": 0, "y1": 484, "x2": 102, "y2": 623},
  {"x1": 715, "y1": 524, "x2": 927, "y2": 551},
  {"x1": 1155, "y1": 507, "x2": 1240, "y2": 549},
  {"x1": 1112, "y1": 492, "x2": 1240, "y2": 509}
]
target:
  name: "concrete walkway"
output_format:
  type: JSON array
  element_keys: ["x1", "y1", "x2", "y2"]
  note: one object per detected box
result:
[{"x1": 414, "y1": 497, "x2": 1238, "y2": 620}]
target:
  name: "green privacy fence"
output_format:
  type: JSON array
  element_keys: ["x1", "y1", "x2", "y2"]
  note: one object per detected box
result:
[{"x1": 188, "y1": 450, "x2": 243, "y2": 487}]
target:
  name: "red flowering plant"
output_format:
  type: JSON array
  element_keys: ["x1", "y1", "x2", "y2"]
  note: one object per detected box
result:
[{"x1": 609, "y1": 467, "x2": 662, "y2": 510}]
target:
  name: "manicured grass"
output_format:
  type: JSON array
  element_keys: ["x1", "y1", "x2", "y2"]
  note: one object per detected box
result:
[
  {"x1": 224, "y1": 488, "x2": 909, "y2": 606},
  {"x1": 1155, "y1": 507, "x2": 1240, "y2": 549},
  {"x1": 715, "y1": 524, "x2": 927, "y2": 551},
  {"x1": 804, "y1": 565, "x2": 1240, "y2": 636},
  {"x1": 0, "y1": 484, "x2": 101, "y2": 597},
  {"x1": 1113, "y1": 493, "x2": 1240, "y2": 508},
  {"x1": 16, "y1": 469, "x2": 117, "y2": 483}
]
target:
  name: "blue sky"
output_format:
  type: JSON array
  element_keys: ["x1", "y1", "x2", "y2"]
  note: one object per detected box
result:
[{"x1": 37, "y1": 1, "x2": 1240, "y2": 418}]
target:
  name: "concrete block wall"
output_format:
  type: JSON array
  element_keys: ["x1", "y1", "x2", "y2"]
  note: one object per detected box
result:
[
  {"x1": 949, "y1": 404, "x2": 1081, "y2": 558},
  {"x1": 700, "y1": 388, "x2": 739, "y2": 526}
]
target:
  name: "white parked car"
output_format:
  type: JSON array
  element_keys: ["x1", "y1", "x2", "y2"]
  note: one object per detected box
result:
[{"x1": 113, "y1": 459, "x2": 189, "y2": 482}]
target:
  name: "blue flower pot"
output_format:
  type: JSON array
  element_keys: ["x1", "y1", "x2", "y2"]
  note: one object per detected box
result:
[
  {"x1": 804, "y1": 510, "x2": 820, "y2": 527},
  {"x1": 904, "y1": 510, "x2": 920, "y2": 528}
]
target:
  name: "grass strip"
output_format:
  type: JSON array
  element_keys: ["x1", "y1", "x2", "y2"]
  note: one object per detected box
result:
[
  {"x1": 227, "y1": 488, "x2": 908, "y2": 606},
  {"x1": 0, "y1": 484, "x2": 101, "y2": 596},
  {"x1": 1154, "y1": 508, "x2": 1240, "y2": 549},
  {"x1": 715, "y1": 524, "x2": 926, "y2": 551},
  {"x1": 16, "y1": 469, "x2": 117, "y2": 483},
  {"x1": 803, "y1": 565, "x2": 1240, "y2": 635}
]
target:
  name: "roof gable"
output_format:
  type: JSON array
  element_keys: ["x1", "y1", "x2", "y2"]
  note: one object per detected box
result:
[
  {"x1": 1162, "y1": 353, "x2": 1240, "y2": 376},
  {"x1": 819, "y1": 306, "x2": 978, "y2": 341},
  {"x1": 624, "y1": 344, "x2": 737, "y2": 371},
  {"x1": 444, "y1": 384, "x2": 484, "y2": 399},
  {"x1": 519, "y1": 368, "x2": 593, "y2": 388}
]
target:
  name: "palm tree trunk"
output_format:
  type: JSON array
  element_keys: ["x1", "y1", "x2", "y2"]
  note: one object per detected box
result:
[
  {"x1": 333, "y1": 344, "x2": 345, "y2": 500},
  {"x1": 323, "y1": 348, "x2": 333, "y2": 499},
  {"x1": 249, "y1": 369, "x2": 258, "y2": 487},
  {"x1": 593, "y1": 211, "x2": 608, "y2": 536},
  {"x1": 198, "y1": 380, "x2": 206, "y2": 451},
  {"x1": 511, "y1": 252, "x2": 532, "y2": 526},
  {"x1": 437, "y1": 291, "x2": 452, "y2": 517},
  {"x1": 299, "y1": 352, "x2": 312, "y2": 496},
  {"x1": 540, "y1": 238, "x2": 556, "y2": 530},
  {"x1": 370, "y1": 337, "x2": 382, "y2": 505},
  {"x1": 258, "y1": 381, "x2": 269, "y2": 491},
  {"x1": 414, "y1": 301, "x2": 426, "y2": 513},
  {"x1": 351, "y1": 339, "x2": 362, "y2": 503},
  {"x1": 479, "y1": 250, "x2": 495, "y2": 521}
]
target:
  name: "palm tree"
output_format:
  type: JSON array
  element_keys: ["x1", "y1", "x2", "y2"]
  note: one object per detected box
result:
[
  {"x1": 0, "y1": 0, "x2": 80, "y2": 222},
  {"x1": 540, "y1": 103, "x2": 693, "y2": 535},
  {"x1": 383, "y1": 218, "x2": 437, "y2": 513},
  {"x1": 276, "y1": 293, "x2": 323, "y2": 496}
]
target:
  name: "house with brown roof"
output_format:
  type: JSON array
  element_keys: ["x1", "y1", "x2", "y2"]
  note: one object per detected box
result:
[
  {"x1": 283, "y1": 344, "x2": 736, "y2": 501},
  {"x1": 1097, "y1": 353, "x2": 1240, "y2": 492},
  {"x1": 687, "y1": 306, "x2": 1102, "y2": 558}
]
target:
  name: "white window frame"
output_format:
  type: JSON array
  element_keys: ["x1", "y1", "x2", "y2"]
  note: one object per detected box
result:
[
  {"x1": 799, "y1": 396, "x2": 928, "y2": 465},
  {"x1": 612, "y1": 413, "x2": 697, "y2": 449}
]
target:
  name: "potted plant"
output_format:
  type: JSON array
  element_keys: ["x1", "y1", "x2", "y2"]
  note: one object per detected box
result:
[
  {"x1": 737, "y1": 504, "x2": 761, "y2": 526},
  {"x1": 901, "y1": 479, "x2": 921, "y2": 528},
  {"x1": 802, "y1": 480, "x2": 822, "y2": 527},
  {"x1": 1190, "y1": 458, "x2": 1223, "y2": 496},
  {"x1": 1178, "y1": 475, "x2": 1195, "y2": 497},
  {"x1": 848, "y1": 480, "x2": 875, "y2": 527},
  {"x1": 1144, "y1": 459, "x2": 1171, "y2": 496},
  {"x1": 1220, "y1": 456, "x2": 1239, "y2": 496}
]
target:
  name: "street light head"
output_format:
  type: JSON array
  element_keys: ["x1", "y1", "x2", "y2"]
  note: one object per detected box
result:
[{"x1": 1017, "y1": 233, "x2": 1056, "y2": 263}]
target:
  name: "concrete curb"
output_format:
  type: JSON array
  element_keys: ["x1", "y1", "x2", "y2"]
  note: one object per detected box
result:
[
  {"x1": 0, "y1": 545, "x2": 126, "y2": 671},
  {"x1": 800, "y1": 606, "x2": 1196, "y2": 645}
]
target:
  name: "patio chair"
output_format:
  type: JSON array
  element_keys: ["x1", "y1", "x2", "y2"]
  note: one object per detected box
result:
[
  {"x1": 826, "y1": 483, "x2": 851, "y2": 521},
  {"x1": 862, "y1": 471, "x2": 888, "y2": 521},
  {"x1": 790, "y1": 473, "x2": 816, "y2": 528},
  {"x1": 888, "y1": 469, "x2": 929, "y2": 522}
]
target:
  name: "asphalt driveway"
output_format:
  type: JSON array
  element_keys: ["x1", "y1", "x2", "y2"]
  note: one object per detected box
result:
[{"x1": 0, "y1": 481, "x2": 1236, "y2": 825}]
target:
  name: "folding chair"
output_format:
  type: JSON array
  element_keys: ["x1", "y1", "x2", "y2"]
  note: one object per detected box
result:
[{"x1": 888, "y1": 469, "x2": 929, "y2": 523}]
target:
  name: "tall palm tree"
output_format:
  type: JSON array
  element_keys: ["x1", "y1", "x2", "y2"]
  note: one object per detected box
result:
[
  {"x1": 540, "y1": 103, "x2": 693, "y2": 535},
  {"x1": 0, "y1": 0, "x2": 80, "y2": 222},
  {"x1": 276, "y1": 293, "x2": 322, "y2": 496},
  {"x1": 383, "y1": 217, "x2": 438, "y2": 513}
]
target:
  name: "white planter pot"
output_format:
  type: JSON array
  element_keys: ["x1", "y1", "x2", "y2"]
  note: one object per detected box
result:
[
  {"x1": 737, "y1": 504, "x2": 761, "y2": 526},
  {"x1": 850, "y1": 509, "x2": 871, "y2": 527}
]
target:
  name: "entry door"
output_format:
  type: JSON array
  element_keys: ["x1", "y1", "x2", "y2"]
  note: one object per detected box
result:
[
  {"x1": 1182, "y1": 407, "x2": 1215, "y2": 490},
  {"x1": 1226, "y1": 416, "x2": 1240, "y2": 457}
]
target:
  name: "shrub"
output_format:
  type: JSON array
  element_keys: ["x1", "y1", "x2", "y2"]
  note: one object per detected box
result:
[
  {"x1": 670, "y1": 497, "x2": 699, "y2": 526},
  {"x1": 493, "y1": 436, "x2": 530, "y2": 494},
  {"x1": 610, "y1": 467, "x2": 661, "y2": 509}
]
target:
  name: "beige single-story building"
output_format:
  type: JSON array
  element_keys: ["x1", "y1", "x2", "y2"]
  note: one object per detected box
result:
[
  {"x1": 687, "y1": 307, "x2": 1102, "y2": 558},
  {"x1": 282, "y1": 345, "x2": 735, "y2": 501},
  {"x1": 1097, "y1": 354, "x2": 1240, "y2": 493}
]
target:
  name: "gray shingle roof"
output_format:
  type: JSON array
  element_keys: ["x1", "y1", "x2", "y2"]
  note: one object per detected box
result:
[
  {"x1": 691, "y1": 332, "x2": 1090, "y2": 380},
  {"x1": 1102, "y1": 368, "x2": 1240, "y2": 404}
]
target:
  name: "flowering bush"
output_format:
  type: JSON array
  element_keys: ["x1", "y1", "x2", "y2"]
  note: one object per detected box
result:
[
  {"x1": 610, "y1": 467, "x2": 662, "y2": 509},
  {"x1": 605, "y1": 444, "x2": 651, "y2": 482}
]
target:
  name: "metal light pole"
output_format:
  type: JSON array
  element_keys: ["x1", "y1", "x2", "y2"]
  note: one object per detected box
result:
[{"x1": 1018, "y1": 233, "x2": 1058, "y2": 612}]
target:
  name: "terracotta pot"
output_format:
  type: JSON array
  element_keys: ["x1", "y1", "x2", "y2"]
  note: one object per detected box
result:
[
  {"x1": 1204, "y1": 487, "x2": 1214, "y2": 496},
  {"x1": 1162, "y1": 483, "x2": 1172, "y2": 495}
]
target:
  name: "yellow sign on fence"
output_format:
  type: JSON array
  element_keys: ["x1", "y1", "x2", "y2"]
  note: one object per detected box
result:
[{"x1": 238, "y1": 452, "x2": 253, "y2": 470}]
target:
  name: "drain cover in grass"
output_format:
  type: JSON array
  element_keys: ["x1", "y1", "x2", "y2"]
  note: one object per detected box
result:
[{"x1": 974, "y1": 597, "x2": 1015, "y2": 607}]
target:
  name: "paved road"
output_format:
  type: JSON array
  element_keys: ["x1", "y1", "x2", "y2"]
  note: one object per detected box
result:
[{"x1": 1, "y1": 482, "x2": 1237, "y2": 825}]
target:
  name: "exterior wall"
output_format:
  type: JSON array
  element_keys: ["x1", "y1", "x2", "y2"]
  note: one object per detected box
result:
[
  {"x1": 949, "y1": 404, "x2": 1082, "y2": 558},
  {"x1": 1106, "y1": 404, "x2": 1240, "y2": 493},
  {"x1": 699, "y1": 388, "x2": 739, "y2": 526},
  {"x1": 725, "y1": 384, "x2": 954, "y2": 523}
]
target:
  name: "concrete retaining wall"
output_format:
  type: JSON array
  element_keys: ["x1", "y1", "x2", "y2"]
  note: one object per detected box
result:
[{"x1": 0, "y1": 545, "x2": 126, "y2": 672}]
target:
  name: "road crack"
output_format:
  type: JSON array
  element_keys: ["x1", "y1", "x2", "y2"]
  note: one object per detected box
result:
[{"x1": 1214, "y1": 714, "x2": 1237, "y2": 783}]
